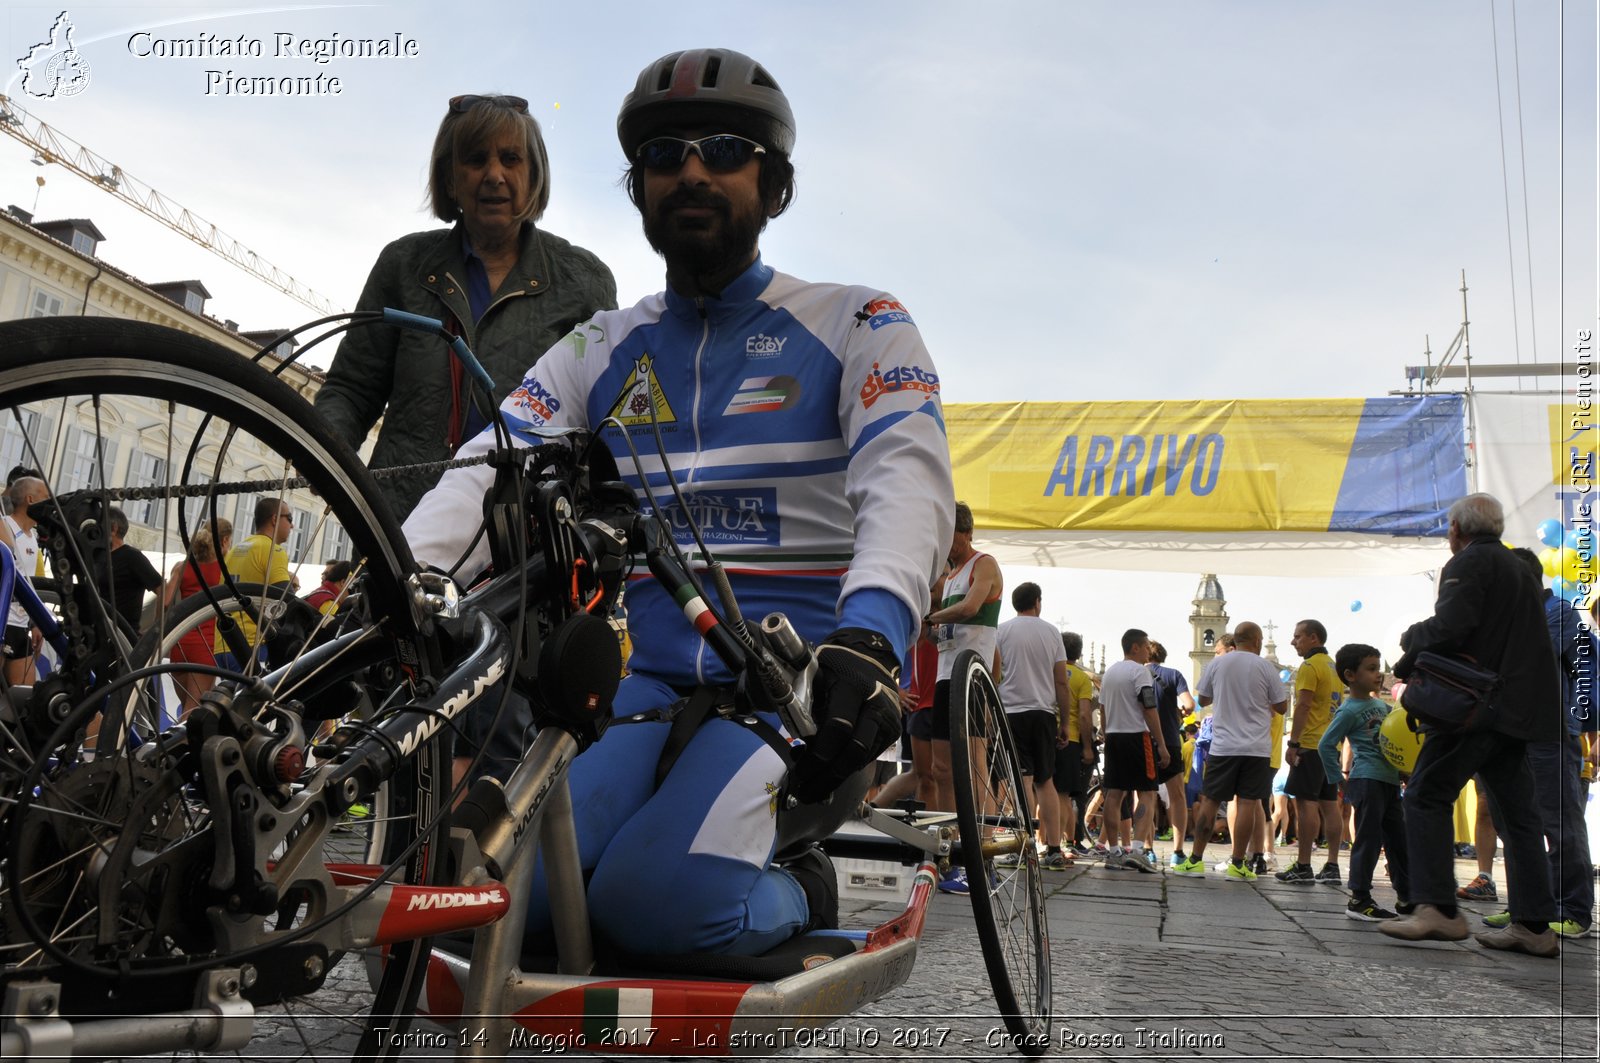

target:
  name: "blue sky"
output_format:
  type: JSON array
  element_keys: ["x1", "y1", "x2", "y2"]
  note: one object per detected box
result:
[{"x1": 3, "y1": 1, "x2": 1595, "y2": 667}]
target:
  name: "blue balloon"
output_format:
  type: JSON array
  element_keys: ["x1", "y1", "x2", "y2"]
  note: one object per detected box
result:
[
  {"x1": 1553, "y1": 576, "x2": 1575, "y2": 600},
  {"x1": 1349, "y1": 600, "x2": 1363, "y2": 612},
  {"x1": 1279, "y1": 668, "x2": 1293, "y2": 682},
  {"x1": 1538, "y1": 518, "x2": 1565, "y2": 548},
  {"x1": 1566, "y1": 527, "x2": 1595, "y2": 557}
]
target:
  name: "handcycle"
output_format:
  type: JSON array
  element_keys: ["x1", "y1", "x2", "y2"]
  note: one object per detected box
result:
[{"x1": 0, "y1": 316, "x2": 1050, "y2": 1059}]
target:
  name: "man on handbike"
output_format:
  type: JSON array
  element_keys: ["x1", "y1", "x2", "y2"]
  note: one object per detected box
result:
[{"x1": 404, "y1": 48, "x2": 954, "y2": 958}]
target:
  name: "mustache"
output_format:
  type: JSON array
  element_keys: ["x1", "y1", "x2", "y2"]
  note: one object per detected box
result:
[{"x1": 657, "y1": 188, "x2": 732, "y2": 214}]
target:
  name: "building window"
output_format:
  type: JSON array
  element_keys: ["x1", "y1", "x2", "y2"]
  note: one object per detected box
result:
[
  {"x1": 70, "y1": 230, "x2": 96, "y2": 256},
  {"x1": 59, "y1": 426, "x2": 118, "y2": 490},
  {"x1": 30, "y1": 289, "x2": 64, "y2": 318},
  {"x1": 321, "y1": 522, "x2": 351, "y2": 565},
  {"x1": 183, "y1": 290, "x2": 204, "y2": 314},
  {"x1": 180, "y1": 472, "x2": 219, "y2": 537},
  {"x1": 124, "y1": 450, "x2": 168, "y2": 530},
  {"x1": 0, "y1": 406, "x2": 54, "y2": 481}
]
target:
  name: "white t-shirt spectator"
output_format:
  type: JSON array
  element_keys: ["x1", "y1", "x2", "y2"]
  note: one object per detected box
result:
[
  {"x1": 1194, "y1": 651, "x2": 1287, "y2": 757},
  {"x1": 3, "y1": 515, "x2": 38, "y2": 630},
  {"x1": 1100, "y1": 658, "x2": 1155, "y2": 733},
  {"x1": 996, "y1": 615, "x2": 1066, "y2": 715}
]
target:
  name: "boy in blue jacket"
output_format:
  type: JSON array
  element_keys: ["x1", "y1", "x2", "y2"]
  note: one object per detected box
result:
[{"x1": 1318, "y1": 643, "x2": 1411, "y2": 920}]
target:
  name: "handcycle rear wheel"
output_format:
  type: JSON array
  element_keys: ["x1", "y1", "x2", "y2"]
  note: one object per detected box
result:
[
  {"x1": 948, "y1": 648, "x2": 1052, "y2": 1055},
  {"x1": 0, "y1": 317, "x2": 450, "y2": 1060}
]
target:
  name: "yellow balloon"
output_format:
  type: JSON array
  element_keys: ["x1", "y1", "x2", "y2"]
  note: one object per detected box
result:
[
  {"x1": 1540, "y1": 546, "x2": 1561, "y2": 577},
  {"x1": 1379, "y1": 707, "x2": 1425, "y2": 773},
  {"x1": 1562, "y1": 547, "x2": 1595, "y2": 583}
]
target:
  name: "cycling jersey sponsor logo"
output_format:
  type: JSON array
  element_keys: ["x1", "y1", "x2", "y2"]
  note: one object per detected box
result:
[
  {"x1": 859, "y1": 361, "x2": 940, "y2": 408},
  {"x1": 405, "y1": 888, "x2": 506, "y2": 912},
  {"x1": 724, "y1": 375, "x2": 799, "y2": 416},
  {"x1": 607, "y1": 353, "x2": 678, "y2": 427},
  {"x1": 745, "y1": 333, "x2": 787, "y2": 358},
  {"x1": 508, "y1": 377, "x2": 562, "y2": 423},
  {"x1": 656, "y1": 489, "x2": 780, "y2": 546},
  {"x1": 858, "y1": 297, "x2": 914, "y2": 331}
]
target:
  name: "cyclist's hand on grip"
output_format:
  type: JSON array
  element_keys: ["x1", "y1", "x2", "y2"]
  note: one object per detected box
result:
[{"x1": 789, "y1": 628, "x2": 901, "y2": 805}]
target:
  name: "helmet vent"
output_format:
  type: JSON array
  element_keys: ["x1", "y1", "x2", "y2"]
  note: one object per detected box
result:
[
  {"x1": 750, "y1": 65, "x2": 778, "y2": 90},
  {"x1": 653, "y1": 64, "x2": 673, "y2": 93},
  {"x1": 702, "y1": 55, "x2": 721, "y2": 87}
]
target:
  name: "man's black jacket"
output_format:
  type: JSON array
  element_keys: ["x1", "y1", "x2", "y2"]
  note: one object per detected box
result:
[{"x1": 1397, "y1": 534, "x2": 1562, "y2": 742}]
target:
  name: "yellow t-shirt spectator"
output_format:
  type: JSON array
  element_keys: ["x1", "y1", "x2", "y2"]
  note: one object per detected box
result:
[
  {"x1": 1062, "y1": 662, "x2": 1095, "y2": 743},
  {"x1": 215, "y1": 532, "x2": 292, "y2": 652},
  {"x1": 1293, "y1": 650, "x2": 1338, "y2": 746}
]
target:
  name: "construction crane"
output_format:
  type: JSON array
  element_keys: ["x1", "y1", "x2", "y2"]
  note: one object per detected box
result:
[{"x1": 0, "y1": 92, "x2": 339, "y2": 315}]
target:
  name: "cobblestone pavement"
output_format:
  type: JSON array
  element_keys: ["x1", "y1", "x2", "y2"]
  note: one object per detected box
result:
[{"x1": 111, "y1": 846, "x2": 1596, "y2": 1063}]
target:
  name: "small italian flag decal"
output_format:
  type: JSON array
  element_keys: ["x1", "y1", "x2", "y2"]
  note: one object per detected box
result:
[
  {"x1": 672, "y1": 584, "x2": 719, "y2": 636},
  {"x1": 581, "y1": 987, "x2": 654, "y2": 1042}
]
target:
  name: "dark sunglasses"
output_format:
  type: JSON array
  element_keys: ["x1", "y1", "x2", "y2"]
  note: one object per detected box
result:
[
  {"x1": 449, "y1": 94, "x2": 530, "y2": 114},
  {"x1": 635, "y1": 134, "x2": 766, "y2": 174}
]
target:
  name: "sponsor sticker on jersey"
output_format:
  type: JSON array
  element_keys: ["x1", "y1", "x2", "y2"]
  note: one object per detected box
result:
[
  {"x1": 859, "y1": 361, "x2": 940, "y2": 409},
  {"x1": 656, "y1": 488, "x2": 780, "y2": 547},
  {"x1": 507, "y1": 376, "x2": 562, "y2": 423},
  {"x1": 724, "y1": 375, "x2": 799, "y2": 416},
  {"x1": 745, "y1": 333, "x2": 787, "y2": 358},
  {"x1": 858, "y1": 296, "x2": 914, "y2": 330},
  {"x1": 606, "y1": 353, "x2": 678, "y2": 426}
]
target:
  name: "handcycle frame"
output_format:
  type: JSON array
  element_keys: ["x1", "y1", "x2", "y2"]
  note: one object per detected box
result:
[{"x1": 0, "y1": 317, "x2": 1049, "y2": 1060}]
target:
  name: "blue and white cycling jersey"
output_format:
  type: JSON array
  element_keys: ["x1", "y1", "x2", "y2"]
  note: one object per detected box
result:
[{"x1": 407, "y1": 257, "x2": 954, "y2": 686}]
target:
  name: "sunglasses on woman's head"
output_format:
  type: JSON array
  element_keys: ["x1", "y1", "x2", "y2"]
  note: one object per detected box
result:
[{"x1": 448, "y1": 94, "x2": 530, "y2": 114}]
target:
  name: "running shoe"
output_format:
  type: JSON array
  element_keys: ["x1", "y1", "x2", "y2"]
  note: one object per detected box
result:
[
  {"x1": 1481, "y1": 910, "x2": 1511, "y2": 928},
  {"x1": 995, "y1": 852, "x2": 1021, "y2": 868},
  {"x1": 1144, "y1": 849, "x2": 1159, "y2": 868},
  {"x1": 1453, "y1": 843, "x2": 1477, "y2": 859},
  {"x1": 1169, "y1": 849, "x2": 1188, "y2": 867},
  {"x1": 1315, "y1": 862, "x2": 1343, "y2": 885},
  {"x1": 1395, "y1": 900, "x2": 1417, "y2": 916},
  {"x1": 1223, "y1": 859, "x2": 1258, "y2": 882},
  {"x1": 1103, "y1": 849, "x2": 1125, "y2": 870},
  {"x1": 1071, "y1": 841, "x2": 1092, "y2": 857},
  {"x1": 1156, "y1": 827, "x2": 1173, "y2": 841},
  {"x1": 1172, "y1": 856, "x2": 1206, "y2": 875},
  {"x1": 1456, "y1": 873, "x2": 1497, "y2": 901},
  {"x1": 1250, "y1": 853, "x2": 1269, "y2": 876},
  {"x1": 1275, "y1": 862, "x2": 1315, "y2": 884},
  {"x1": 937, "y1": 866, "x2": 970, "y2": 895},
  {"x1": 1041, "y1": 850, "x2": 1073, "y2": 871},
  {"x1": 1125, "y1": 849, "x2": 1159, "y2": 875},
  {"x1": 1550, "y1": 918, "x2": 1592, "y2": 938},
  {"x1": 1346, "y1": 896, "x2": 1397, "y2": 921}
]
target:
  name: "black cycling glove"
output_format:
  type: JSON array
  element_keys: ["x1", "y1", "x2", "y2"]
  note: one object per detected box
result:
[{"x1": 788, "y1": 627, "x2": 902, "y2": 805}]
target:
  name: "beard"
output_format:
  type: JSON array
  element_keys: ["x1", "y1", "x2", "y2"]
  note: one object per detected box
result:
[{"x1": 642, "y1": 187, "x2": 765, "y2": 282}]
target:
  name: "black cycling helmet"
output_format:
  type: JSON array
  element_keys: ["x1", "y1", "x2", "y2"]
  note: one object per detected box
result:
[{"x1": 617, "y1": 48, "x2": 796, "y2": 159}]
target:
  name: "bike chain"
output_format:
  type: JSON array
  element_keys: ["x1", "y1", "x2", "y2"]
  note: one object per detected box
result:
[{"x1": 102, "y1": 453, "x2": 490, "y2": 502}]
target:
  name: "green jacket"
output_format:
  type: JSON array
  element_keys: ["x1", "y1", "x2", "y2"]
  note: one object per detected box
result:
[{"x1": 313, "y1": 222, "x2": 616, "y2": 520}]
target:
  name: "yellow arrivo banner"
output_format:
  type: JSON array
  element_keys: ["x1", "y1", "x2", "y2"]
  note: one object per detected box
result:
[{"x1": 945, "y1": 397, "x2": 1464, "y2": 535}]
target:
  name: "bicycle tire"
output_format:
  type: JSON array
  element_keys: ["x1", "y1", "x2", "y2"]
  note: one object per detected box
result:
[
  {"x1": 948, "y1": 648, "x2": 1052, "y2": 1055},
  {"x1": 0, "y1": 318, "x2": 449, "y2": 1060}
]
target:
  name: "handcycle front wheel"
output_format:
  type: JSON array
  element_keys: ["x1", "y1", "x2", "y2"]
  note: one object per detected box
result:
[
  {"x1": 948, "y1": 648, "x2": 1052, "y2": 1055},
  {"x1": 0, "y1": 317, "x2": 450, "y2": 1061}
]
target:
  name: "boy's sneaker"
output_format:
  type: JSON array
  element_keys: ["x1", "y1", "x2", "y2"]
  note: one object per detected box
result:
[
  {"x1": 1250, "y1": 854, "x2": 1269, "y2": 876},
  {"x1": 1550, "y1": 918, "x2": 1592, "y2": 938},
  {"x1": 1172, "y1": 855, "x2": 1206, "y2": 875},
  {"x1": 1041, "y1": 850, "x2": 1073, "y2": 870},
  {"x1": 937, "y1": 866, "x2": 970, "y2": 895},
  {"x1": 1275, "y1": 862, "x2": 1316, "y2": 883},
  {"x1": 1347, "y1": 896, "x2": 1397, "y2": 921},
  {"x1": 1223, "y1": 859, "x2": 1258, "y2": 882},
  {"x1": 1456, "y1": 873, "x2": 1497, "y2": 901},
  {"x1": 1315, "y1": 862, "x2": 1342, "y2": 884},
  {"x1": 1482, "y1": 910, "x2": 1512, "y2": 929},
  {"x1": 1125, "y1": 849, "x2": 1159, "y2": 874}
]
